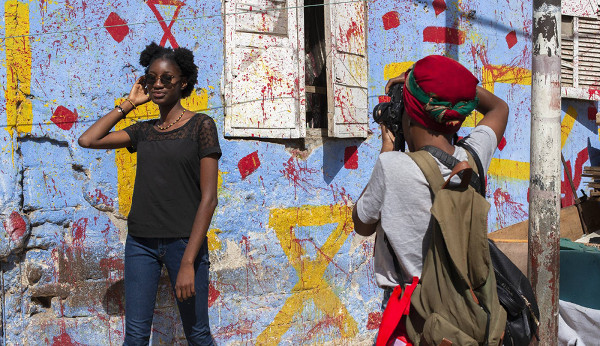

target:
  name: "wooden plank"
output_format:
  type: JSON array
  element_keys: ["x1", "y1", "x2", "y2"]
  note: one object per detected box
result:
[{"x1": 489, "y1": 205, "x2": 584, "y2": 241}]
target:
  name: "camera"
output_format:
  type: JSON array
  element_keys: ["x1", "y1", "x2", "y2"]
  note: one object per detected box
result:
[{"x1": 373, "y1": 83, "x2": 406, "y2": 151}]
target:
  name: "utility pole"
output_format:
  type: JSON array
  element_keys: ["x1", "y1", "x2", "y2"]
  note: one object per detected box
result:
[{"x1": 530, "y1": 0, "x2": 561, "y2": 344}]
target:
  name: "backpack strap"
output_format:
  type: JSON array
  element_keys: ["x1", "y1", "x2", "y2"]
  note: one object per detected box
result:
[
  {"x1": 421, "y1": 145, "x2": 482, "y2": 194},
  {"x1": 457, "y1": 140, "x2": 486, "y2": 197},
  {"x1": 405, "y1": 150, "x2": 445, "y2": 195}
]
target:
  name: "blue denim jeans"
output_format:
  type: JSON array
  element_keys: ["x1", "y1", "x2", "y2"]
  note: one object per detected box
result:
[{"x1": 124, "y1": 235, "x2": 214, "y2": 346}]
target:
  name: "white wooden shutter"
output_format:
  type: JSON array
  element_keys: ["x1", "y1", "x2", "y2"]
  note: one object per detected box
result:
[
  {"x1": 223, "y1": 0, "x2": 305, "y2": 138},
  {"x1": 562, "y1": 0, "x2": 598, "y2": 18},
  {"x1": 561, "y1": 1, "x2": 600, "y2": 100},
  {"x1": 325, "y1": 0, "x2": 368, "y2": 138}
]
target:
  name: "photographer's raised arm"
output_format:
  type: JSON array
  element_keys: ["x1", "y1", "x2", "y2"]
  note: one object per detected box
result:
[
  {"x1": 78, "y1": 77, "x2": 149, "y2": 149},
  {"x1": 474, "y1": 86, "x2": 509, "y2": 146}
]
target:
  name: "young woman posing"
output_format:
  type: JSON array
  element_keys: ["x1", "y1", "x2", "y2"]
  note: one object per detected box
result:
[{"x1": 79, "y1": 42, "x2": 220, "y2": 345}]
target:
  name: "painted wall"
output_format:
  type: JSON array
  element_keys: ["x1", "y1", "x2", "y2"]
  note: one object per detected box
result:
[{"x1": 0, "y1": 0, "x2": 597, "y2": 344}]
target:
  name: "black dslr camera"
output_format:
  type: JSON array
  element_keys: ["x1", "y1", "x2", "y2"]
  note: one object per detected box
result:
[{"x1": 372, "y1": 83, "x2": 405, "y2": 151}]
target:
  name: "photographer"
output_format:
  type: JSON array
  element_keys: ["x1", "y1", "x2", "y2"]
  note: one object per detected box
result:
[{"x1": 352, "y1": 55, "x2": 508, "y2": 318}]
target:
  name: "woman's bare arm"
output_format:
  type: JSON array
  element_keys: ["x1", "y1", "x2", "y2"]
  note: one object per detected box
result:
[
  {"x1": 174, "y1": 154, "x2": 219, "y2": 301},
  {"x1": 78, "y1": 77, "x2": 150, "y2": 149}
]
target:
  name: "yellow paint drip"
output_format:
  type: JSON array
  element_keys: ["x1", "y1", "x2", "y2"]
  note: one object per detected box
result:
[
  {"x1": 5, "y1": 0, "x2": 32, "y2": 136},
  {"x1": 115, "y1": 88, "x2": 210, "y2": 217},
  {"x1": 488, "y1": 158, "x2": 530, "y2": 181},
  {"x1": 257, "y1": 204, "x2": 358, "y2": 344},
  {"x1": 561, "y1": 106, "x2": 577, "y2": 150}
]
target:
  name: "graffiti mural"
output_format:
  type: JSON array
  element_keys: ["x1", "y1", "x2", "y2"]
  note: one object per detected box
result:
[{"x1": 0, "y1": 0, "x2": 597, "y2": 344}]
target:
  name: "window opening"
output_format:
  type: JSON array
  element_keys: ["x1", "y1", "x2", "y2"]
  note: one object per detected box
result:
[{"x1": 304, "y1": 0, "x2": 328, "y2": 129}]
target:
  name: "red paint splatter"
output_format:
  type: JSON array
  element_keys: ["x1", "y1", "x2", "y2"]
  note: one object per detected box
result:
[
  {"x1": 99, "y1": 258, "x2": 124, "y2": 276},
  {"x1": 588, "y1": 89, "x2": 600, "y2": 99},
  {"x1": 498, "y1": 136, "x2": 507, "y2": 151},
  {"x1": 345, "y1": 20, "x2": 363, "y2": 42},
  {"x1": 146, "y1": 0, "x2": 185, "y2": 48},
  {"x1": 208, "y1": 282, "x2": 220, "y2": 307},
  {"x1": 505, "y1": 30, "x2": 517, "y2": 49},
  {"x1": 301, "y1": 314, "x2": 345, "y2": 342},
  {"x1": 367, "y1": 311, "x2": 383, "y2": 330},
  {"x1": 52, "y1": 331, "x2": 83, "y2": 346},
  {"x1": 238, "y1": 151, "x2": 261, "y2": 179},
  {"x1": 382, "y1": 11, "x2": 400, "y2": 30},
  {"x1": 72, "y1": 218, "x2": 88, "y2": 246},
  {"x1": 423, "y1": 26, "x2": 466, "y2": 45},
  {"x1": 379, "y1": 95, "x2": 391, "y2": 103},
  {"x1": 344, "y1": 146, "x2": 359, "y2": 169},
  {"x1": 215, "y1": 319, "x2": 254, "y2": 340},
  {"x1": 88, "y1": 188, "x2": 114, "y2": 207},
  {"x1": 561, "y1": 147, "x2": 589, "y2": 207},
  {"x1": 3, "y1": 211, "x2": 26, "y2": 241},
  {"x1": 281, "y1": 156, "x2": 319, "y2": 198},
  {"x1": 432, "y1": 0, "x2": 447, "y2": 16},
  {"x1": 588, "y1": 106, "x2": 597, "y2": 121},
  {"x1": 104, "y1": 12, "x2": 129, "y2": 43},
  {"x1": 51, "y1": 106, "x2": 78, "y2": 131},
  {"x1": 493, "y1": 188, "x2": 528, "y2": 229}
]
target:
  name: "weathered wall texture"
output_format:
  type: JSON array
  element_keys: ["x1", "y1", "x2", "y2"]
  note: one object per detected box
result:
[{"x1": 0, "y1": 0, "x2": 598, "y2": 344}]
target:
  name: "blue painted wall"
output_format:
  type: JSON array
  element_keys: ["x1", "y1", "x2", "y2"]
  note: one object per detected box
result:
[{"x1": 0, "y1": 0, "x2": 597, "y2": 344}]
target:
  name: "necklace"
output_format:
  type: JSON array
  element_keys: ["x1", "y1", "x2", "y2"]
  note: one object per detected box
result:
[{"x1": 156, "y1": 109, "x2": 186, "y2": 131}]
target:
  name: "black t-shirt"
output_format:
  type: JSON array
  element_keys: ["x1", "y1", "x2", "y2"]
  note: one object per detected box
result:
[{"x1": 123, "y1": 113, "x2": 221, "y2": 238}]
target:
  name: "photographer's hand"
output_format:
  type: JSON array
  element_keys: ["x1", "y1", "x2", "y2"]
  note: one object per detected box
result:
[
  {"x1": 385, "y1": 74, "x2": 406, "y2": 94},
  {"x1": 380, "y1": 124, "x2": 395, "y2": 153}
]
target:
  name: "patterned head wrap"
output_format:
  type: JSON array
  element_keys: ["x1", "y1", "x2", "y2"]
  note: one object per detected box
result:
[{"x1": 402, "y1": 55, "x2": 479, "y2": 134}]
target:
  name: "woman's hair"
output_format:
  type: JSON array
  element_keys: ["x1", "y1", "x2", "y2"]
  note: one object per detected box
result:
[{"x1": 139, "y1": 42, "x2": 198, "y2": 98}]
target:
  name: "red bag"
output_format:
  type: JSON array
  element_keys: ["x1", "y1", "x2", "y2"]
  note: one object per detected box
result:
[{"x1": 376, "y1": 276, "x2": 419, "y2": 346}]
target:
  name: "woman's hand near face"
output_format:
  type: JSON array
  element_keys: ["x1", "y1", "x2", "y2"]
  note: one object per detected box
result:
[{"x1": 128, "y1": 76, "x2": 151, "y2": 107}]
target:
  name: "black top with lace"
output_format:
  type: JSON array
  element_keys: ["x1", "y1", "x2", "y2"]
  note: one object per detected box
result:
[{"x1": 123, "y1": 113, "x2": 221, "y2": 238}]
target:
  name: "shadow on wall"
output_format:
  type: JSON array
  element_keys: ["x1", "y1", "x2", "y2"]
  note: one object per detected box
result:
[
  {"x1": 587, "y1": 138, "x2": 600, "y2": 166},
  {"x1": 322, "y1": 139, "x2": 365, "y2": 184},
  {"x1": 104, "y1": 279, "x2": 124, "y2": 316}
]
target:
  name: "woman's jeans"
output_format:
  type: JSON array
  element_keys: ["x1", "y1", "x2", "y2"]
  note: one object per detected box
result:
[{"x1": 124, "y1": 235, "x2": 214, "y2": 346}]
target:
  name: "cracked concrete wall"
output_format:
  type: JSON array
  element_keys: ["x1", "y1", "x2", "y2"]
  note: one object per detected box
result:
[{"x1": 0, "y1": 0, "x2": 598, "y2": 345}]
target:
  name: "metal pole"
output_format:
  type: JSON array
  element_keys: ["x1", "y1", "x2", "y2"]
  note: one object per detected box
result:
[{"x1": 529, "y1": 0, "x2": 561, "y2": 344}]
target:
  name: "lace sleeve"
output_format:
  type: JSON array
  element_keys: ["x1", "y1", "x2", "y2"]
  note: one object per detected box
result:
[
  {"x1": 123, "y1": 121, "x2": 142, "y2": 153},
  {"x1": 197, "y1": 115, "x2": 222, "y2": 159}
]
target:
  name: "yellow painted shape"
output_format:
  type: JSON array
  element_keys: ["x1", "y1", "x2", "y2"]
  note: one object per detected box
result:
[
  {"x1": 115, "y1": 88, "x2": 210, "y2": 217},
  {"x1": 207, "y1": 228, "x2": 222, "y2": 251},
  {"x1": 5, "y1": 1, "x2": 32, "y2": 136},
  {"x1": 257, "y1": 204, "x2": 358, "y2": 344},
  {"x1": 480, "y1": 65, "x2": 531, "y2": 94},
  {"x1": 561, "y1": 106, "x2": 577, "y2": 149},
  {"x1": 488, "y1": 158, "x2": 530, "y2": 181},
  {"x1": 383, "y1": 61, "x2": 415, "y2": 81},
  {"x1": 465, "y1": 65, "x2": 532, "y2": 127}
]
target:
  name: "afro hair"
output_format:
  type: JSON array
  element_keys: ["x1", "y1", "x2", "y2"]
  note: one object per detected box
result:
[{"x1": 139, "y1": 42, "x2": 198, "y2": 98}]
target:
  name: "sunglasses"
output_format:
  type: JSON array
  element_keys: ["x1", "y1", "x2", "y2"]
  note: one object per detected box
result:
[{"x1": 143, "y1": 74, "x2": 182, "y2": 88}]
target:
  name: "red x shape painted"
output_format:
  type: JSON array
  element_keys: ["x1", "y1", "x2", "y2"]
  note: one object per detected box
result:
[{"x1": 146, "y1": 0, "x2": 185, "y2": 48}]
